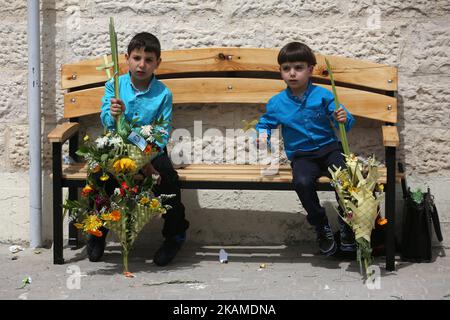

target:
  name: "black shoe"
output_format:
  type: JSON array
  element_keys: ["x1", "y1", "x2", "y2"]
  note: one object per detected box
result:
[
  {"x1": 316, "y1": 224, "x2": 337, "y2": 256},
  {"x1": 87, "y1": 227, "x2": 109, "y2": 262},
  {"x1": 340, "y1": 224, "x2": 356, "y2": 252},
  {"x1": 153, "y1": 234, "x2": 185, "y2": 267}
]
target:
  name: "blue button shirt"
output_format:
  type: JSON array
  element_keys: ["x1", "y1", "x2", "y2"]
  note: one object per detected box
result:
[
  {"x1": 256, "y1": 81, "x2": 355, "y2": 160},
  {"x1": 100, "y1": 73, "x2": 172, "y2": 149}
]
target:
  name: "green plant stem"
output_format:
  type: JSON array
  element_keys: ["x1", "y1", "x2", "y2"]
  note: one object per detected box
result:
[
  {"x1": 364, "y1": 258, "x2": 369, "y2": 279},
  {"x1": 123, "y1": 249, "x2": 129, "y2": 273},
  {"x1": 325, "y1": 58, "x2": 350, "y2": 156},
  {"x1": 109, "y1": 17, "x2": 123, "y2": 133}
]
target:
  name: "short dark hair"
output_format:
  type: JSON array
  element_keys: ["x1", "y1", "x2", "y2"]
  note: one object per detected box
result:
[
  {"x1": 277, "y1": 42, "x2": 316, "y2": 66},
  {"x1": 127, "y1": 32, "x2": 161, "y2": 59}
]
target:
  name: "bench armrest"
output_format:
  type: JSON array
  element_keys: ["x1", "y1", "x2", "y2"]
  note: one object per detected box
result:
[
  {"x1": 382, "y1": 125, "x2": 399, "y2": 147},
  {"x1": 47, "y1": 122, "x2": 80, "y2": 143}
]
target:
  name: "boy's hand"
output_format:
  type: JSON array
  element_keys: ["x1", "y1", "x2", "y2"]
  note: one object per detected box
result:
[
  {"x1": 142, "y1": 162, "x2": 161, "y2": 185},
  {"x1": 110, "y1": 98, "x2": 125, "y2": 117},
  {"x1": 334, "y1": 107, "x2": 347, "y2": 123}
]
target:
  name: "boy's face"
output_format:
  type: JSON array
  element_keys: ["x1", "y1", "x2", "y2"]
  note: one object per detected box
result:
[
  {"x1": 126, "y1": 47, "x2": 161, "y2": 83},
  {"x1": 279, "y1": 61, "x2": 313, "y2": 93}
]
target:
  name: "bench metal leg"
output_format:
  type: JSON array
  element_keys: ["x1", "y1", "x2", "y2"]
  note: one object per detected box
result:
[
  {"x1": 68, "y1": 187, "x2": 79, "y2": 248},
  {"x1": 68, "y1": 127, "x2": 80, "y2": 248},
  {"x1": 52, "y1": 142, "x2": 64, "y2": 264},
  {"x1": 385, "y1": 146, "x2": 396, "y2": 271}
]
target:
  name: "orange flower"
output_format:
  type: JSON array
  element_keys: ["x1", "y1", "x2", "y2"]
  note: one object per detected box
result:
[
  {"x1": 110, "y1": 210, "x2": 121, "y2": 221},
  {"x1": 81, "y1": 185, "x2": 94, "y2": 197},
  {"x1": 87, "y1": 229, "x2": 103, "y2": 237},
  {"x1": 377, "y1": 217, "x2": 388, "y2": 226},
  {"x1": 144, "y1": 144, "x2": 152, "y2": 155}
]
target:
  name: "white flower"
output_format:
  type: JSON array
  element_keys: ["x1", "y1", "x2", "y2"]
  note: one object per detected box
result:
[
  {"x1": 109, "y1": 136, "x2": 122, "y2": 147},
  {"x1": 95, "y1": 136, "x2": 109, "y2": 149},
  {"x1": 140, "y1": 125, "x2": 153, "y2": 137}
]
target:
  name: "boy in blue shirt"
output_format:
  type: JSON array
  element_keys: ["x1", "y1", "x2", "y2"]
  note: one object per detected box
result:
[
  {"x1": 89, "y1": 32, "x2": 189, "y2": 266},
  {"x1": 256, "y1": 42, "x2": 356, "y2": 256}
]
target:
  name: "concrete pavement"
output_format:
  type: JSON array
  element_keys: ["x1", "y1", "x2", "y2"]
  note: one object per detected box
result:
[{"x1": 0, "y1": 242, "x2": 449, "y2": 300}]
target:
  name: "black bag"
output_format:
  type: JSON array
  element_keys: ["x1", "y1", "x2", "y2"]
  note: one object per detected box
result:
[{"x1": 401, "y1": 187, "x2": 443, "y2": 262}]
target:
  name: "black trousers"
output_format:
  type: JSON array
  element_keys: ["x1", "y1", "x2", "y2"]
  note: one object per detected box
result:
[
  {"x1": 94, "y1": 152, "x2": 189, "y2": 239},
  {"x1": 290, "y1": 141, "x2": 346, "y2": 228}
]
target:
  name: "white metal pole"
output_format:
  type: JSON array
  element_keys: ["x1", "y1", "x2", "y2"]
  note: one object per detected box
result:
[{"x1": 27, "y1": 0, "x2": 42, "y2": 248}]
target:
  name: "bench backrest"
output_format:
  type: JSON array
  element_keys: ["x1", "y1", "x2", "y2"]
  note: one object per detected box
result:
[{"x1": 61, "y1": 48, "x2": 398, "y2": 123}]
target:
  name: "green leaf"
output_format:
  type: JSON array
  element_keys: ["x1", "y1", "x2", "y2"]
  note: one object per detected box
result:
[
  {"x1": 325, "y1": 58, "x2": 350, "y2": 156},
  {"x1": 101, "y1": 153, "x2": 109, "y2": 162}
]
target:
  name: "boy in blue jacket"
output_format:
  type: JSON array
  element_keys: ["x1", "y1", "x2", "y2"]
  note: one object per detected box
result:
[
  {"x1": 256, "y1": 42, "x2": 356, "y2": 256},
  {"x1": 90, "y1": 32, "x2": 189, "y2": 266}
]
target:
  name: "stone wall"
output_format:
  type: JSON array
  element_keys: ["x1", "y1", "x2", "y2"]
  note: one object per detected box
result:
[{"x1": 0, "y1": 0, "x2": 449, "y2": 246}]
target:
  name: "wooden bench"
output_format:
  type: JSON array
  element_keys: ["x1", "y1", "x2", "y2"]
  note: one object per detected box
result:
[{"x1": 48, "y1": 47, "x2": 401, "y2": 270}]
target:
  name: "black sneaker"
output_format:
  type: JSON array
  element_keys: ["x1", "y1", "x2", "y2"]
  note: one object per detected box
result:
[
  {"x1": 87, "y1": 227, "x2": 109, "y2": 262},
  {"x1": 340, "y1": 224, "x2": 356, "y2": 252},
  {"x1": 153, "y1": 234, "x2": 185, "y2": 267},
  {"x1": 316, "y1": 224, "x2": 337, "y2": 256}
]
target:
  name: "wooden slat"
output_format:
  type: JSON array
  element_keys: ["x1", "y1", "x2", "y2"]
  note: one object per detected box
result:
[
  {"x1": 61, "y1": 55, "x2": 128, "y2": 90},
  {"x1": 64, "y1": 88, "x2": 103, "y2": 118},
  {"x1": 47, "y1": 122, "x2": 80, "y2": 143},
  {"x1": 382, "y1": 125, "x2": 400, "y2": 147},
  {"x1": 314, "y1": 54, "x2": 397, "y2": 91},
  {"x1": 62, "y1": 48, "x2": 397, "y2": 91},
  {"x1": 61, "y1": 163, "x2": 403, "y2": 185},
  {"x1": 64, "y1": 78, "x2": 397, "y2": 122}
]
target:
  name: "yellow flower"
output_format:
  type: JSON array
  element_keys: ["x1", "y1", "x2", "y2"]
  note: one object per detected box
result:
[
  {"x1": 83, "y1": 135, "x2": 89, "y2": 141},
  {"x1": 81, "y1": 185, "x2": 94, "y2": 197},
  {"x1": 348, "y1": 186, "x2": 360, "y2": 193},
  {"x1": 100, "y1": 174, "x2": 109, "y2": 181},
  {"x1": 140, "y1": 197, "x2": 150, "y2": 205},
  {"x1": 113, "y1": 158, "x2": 137, "y2": 173},
  {"x1": 150, "y1": 198, "x2": 160, "y2": 209},
  {"x1": 342, "y1": 180, "x2": 350, "y2": 190},
  {"x1": 82, "y1": 185, "x2": 93, "y2": 194},
  {"x1": 74, "y1": 223, "x2": 84, "y2": 229},
  {"x1": 378, "y1": 184, "x2": 384, "y2": 192},
  {"x1": 100, "y1": 213, "x2": 113, "y2": 221},
  {"x1": 82, "y1": 215, "x2": 103, "y2": 232}
]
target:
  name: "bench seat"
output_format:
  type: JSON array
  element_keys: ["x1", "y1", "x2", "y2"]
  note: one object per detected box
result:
[{"x1": 59, "y1": 162, "x2": 403, "y2": 191}]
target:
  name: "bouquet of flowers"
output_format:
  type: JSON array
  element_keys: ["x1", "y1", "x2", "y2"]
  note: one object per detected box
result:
[
  {"x1": 325, "y1": 58, "x2": 386, "y2": 278},
  {"x1": 63, "y1": 18, "x2": 171, "y2": 277}
]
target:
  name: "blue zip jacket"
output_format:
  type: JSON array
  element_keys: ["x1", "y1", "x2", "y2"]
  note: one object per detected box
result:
[
  {"x1": 100, "y1": 73, "x2": 172, "y2": 150},
  {"x1": 256, "y1": 81, "x2": 355, "y2": 160}
]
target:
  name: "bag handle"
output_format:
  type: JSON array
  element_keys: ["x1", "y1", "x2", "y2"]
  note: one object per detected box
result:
[{"x1": 425, "y1": 188, "x2": 444, "y2": 242}]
